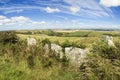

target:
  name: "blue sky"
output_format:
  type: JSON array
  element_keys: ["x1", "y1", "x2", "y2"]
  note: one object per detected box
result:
[{"x1": 0, "y1": 0, "x2": 120, "y2": 30}]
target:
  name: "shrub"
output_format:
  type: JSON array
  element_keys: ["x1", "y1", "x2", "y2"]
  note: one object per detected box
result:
[
  {"x1": 43, "y1": 30, "x2": 55, "y2": 36},
  {"x1": 75, "y1": 40, "x2": 120, "y2": 80},
  {"x1": 72, "y1": 41, "x2": 86, "y2": 49},
  {"x1": 61, "y1": 40, "x2": 72, "y2": 48},
  {"x1": 92, "y1": 40, "x2": 120, "y2": 59},
  {"x1": 77, "y1": 53, "x2": 120, "y2": 80},
  {"x1": 41, "y1": 38, "x2": 51, "y2": 47},
  {"x1": 0, "y1": 31, "x2": 19, "y2": 44},
  {"x1": 27, "y1": 54, "x2": 35, "y2": 69}
]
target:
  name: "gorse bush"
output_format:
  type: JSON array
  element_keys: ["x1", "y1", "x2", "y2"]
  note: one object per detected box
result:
[
  {"x1": 77, "y1": 54, "x2": 120, "y2": 80},
  {"x1": 61, "y1": 40, "x2": 72, "y2": 48},
  {"x1": 60, "y1": 40, "x2": 86, "y2": 52},
  {"x1": 76, "y1": 40, "x2": 120, "y2": 80},
  {"x1": 41, "y1": 38, "x2": 51, "y2": 46},
  {"x1": 93, "y1": 40, "x2": 120, "y2": 59},
  {"x1": 0, "y1": 31, "x2": 19, "y2": 44}
]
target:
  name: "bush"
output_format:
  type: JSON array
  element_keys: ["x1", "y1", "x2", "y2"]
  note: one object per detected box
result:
[
  {"x1": 41, "y1": 38, "x2": 51, "y2": 47},
  {"x1": 27, "y1": 54, "x2": 35, "y2": 69},
  {"x1": 75, "y1": 40, "x2": 120, "y2": 80},
  {"x1": 61, "y1": 40, "x2": 72, "y2": 48},
  {"x1": 77, "y1": 54, "x2": 120, "y2": 80},
  {"x1": 61, "y1": 40, "x2": 86, "y2": 49},
  {"x1": 92, "y1": 40, "x2": 120, "y2": 59},
  {"x1": 0, "y1": 31, "x2": 19, "y2": 44}
]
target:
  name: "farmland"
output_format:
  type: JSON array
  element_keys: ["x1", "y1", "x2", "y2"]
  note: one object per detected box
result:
[{"x1": 17, "y1": 30, "x2": 120, "y2": 47}]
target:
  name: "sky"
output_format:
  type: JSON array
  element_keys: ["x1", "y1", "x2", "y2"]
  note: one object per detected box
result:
[{"x1": 0, "y1": 0, "x2": 120, "y2": 31}]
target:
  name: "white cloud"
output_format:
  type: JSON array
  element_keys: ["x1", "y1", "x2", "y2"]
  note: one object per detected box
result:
[
  {"x1": 0, "y1": 15, "x2": 7, "y2": 19},
  {"x1": 0, "y1": 15, "x2": 119, "y2": 30},
  {"x1": 0, "y1": 15, "x2": 46, "y2": 28},
  {"x1": 63, "y1": 0, "x2": 113, "y2": 18},
  {"x1": 40, "y1": 21, "x2": 46, "y2": 24},
  {"x1": 44, "y1": 7, "x2": 60, "y2": 13},
  {"x1": 100, "y1": 0, "x2": 120, "y2": 7},
  {"x1": 0, "y1": 6, "x2": 42, "y2": 14},
  {"x1": 32, "y1": 21, "x2": 46, "y2": 25},
  {"x1": 0, "y1": 23, "x2": 3, "y2": 26},
  {"x1": 0, "y1": 1, "x2": 113, "y2": 19},
  {"x1": 4, "y1": 9, "x2": 23, "y2": 14},
  {"x1": 0, "y1": 15, "x2": 10, "y2": 24},
  {"x1": 70, "y1": 6, "x2": 80, "y2": 13},
  {"x1": 11, "y1": 16, "x2": 30, "y2": 23}
]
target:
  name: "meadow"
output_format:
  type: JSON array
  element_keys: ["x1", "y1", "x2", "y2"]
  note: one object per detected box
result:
[
  {"x1": 0, "y1": 30, "x2": 120, "y2": 80},
  {"x1": 17, "y1": 30, "x2": 120, "y2": 47}
]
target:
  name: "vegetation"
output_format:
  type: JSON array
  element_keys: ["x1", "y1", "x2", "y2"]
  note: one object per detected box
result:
[
  {"x1": 0, "y1": 31, "x2": 76, "y2": 80},
  {"x1": 0, "y1": 31, "x2": 19, "y2": 44},
  {"x1": 0, "y1": 30, "x2": 120, "y2": 80},
  {"x1": 77, "y1": 41, "x2": 120, "y2": 80},
  {"x1": 17, "y1": 30, "x2": 120, "y2": 37}
]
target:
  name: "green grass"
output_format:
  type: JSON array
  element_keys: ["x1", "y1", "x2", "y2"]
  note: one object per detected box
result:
[
  {"x1": 0, "y1": 30, "x2": 120, "y2": 80},
  {"x1": 0, "y1": 61, "x2": 76, "y2": 80},
  {"x1": 66, "y1": 30, "x2": 120, "y2": 37},
  {"x1": 16, "y1": 30, "x2": 120, "y2": 48},
  {"x1": 0, "y1": 41, "x2": 77, "y2": 80}
]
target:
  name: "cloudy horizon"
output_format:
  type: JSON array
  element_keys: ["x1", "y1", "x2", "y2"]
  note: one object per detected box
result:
[{"x1": 0, "y1": 0, "x2": 120, "y2": 31}]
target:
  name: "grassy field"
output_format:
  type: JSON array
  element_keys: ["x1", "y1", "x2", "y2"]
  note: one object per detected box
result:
[
  {"x1": 0, "y1": 30, "x2": 120, "y2": 80},
  {"x1": 17, "y1": 30, "x2": 120, "y2": 47}
]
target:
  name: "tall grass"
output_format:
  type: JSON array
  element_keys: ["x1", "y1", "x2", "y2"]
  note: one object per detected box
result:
[
  {"x1": 0, "y1": 38, "x2": 76, "y2": 80},
  {"x1": 0, "y1": 31, "x2": 120, "y2": 80}
]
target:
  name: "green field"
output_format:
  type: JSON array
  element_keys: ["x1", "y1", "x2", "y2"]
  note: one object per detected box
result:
[{"x1": 17, "y1": 30, "x2": 120, "y2": 47}]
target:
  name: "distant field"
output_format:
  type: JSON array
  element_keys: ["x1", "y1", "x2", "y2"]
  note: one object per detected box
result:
[
  {"x1": 17, "y1": 30, "x2": 120, "y2": 48},
  {"x1": 55, "y1": 30, "x2": 79, "y2": 33},
  {"x1": 17, "y1": 29, "x2": 120, "y2": 37}
]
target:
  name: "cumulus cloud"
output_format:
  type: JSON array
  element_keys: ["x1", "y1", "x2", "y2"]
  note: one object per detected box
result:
[
  {"x1": 0, "y1": 16, "x2": 7, "y2": 19},
  {"x1": 32, "y1": 21, "x2": 46, "y2": 25},
  {"x1": 11, "y1": 16, "x2": 30, "y2": 23},
  {"x1": 39, "y1": 21, "x2": 46, "y2": 24},
  {"x1": 100, "y1": 0, "x2": 120, "y2": 7},
  {"x1": 44, "y1": 7, "x2": 60, "y2": 13},
  {"x1": 0, "y1": 15, "x2": 119, "y2": 30},
  {"x1": 0, "y1": 16, "x2": 10, "y2": 25},
  {"x1": 0, "y1": 15, "x2": 46, "y2": 28},
  {"x1": 70, "y1": 6, "x2": 80, "y2": 13}
]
